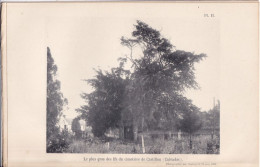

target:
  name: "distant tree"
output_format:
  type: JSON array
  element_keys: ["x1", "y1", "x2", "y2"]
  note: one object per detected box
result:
[
  {"x1": 120, "y1": 20, "x2": 206, "y2": 140},
  {"x1": 47, "y1": 47, "x2": 68, "y2": 152},
  {"x1": 178, "y1": 102, "x2": 202, "y2": 149},
  {"x1": 208, "y1": 100, "x2": 220, "y2": 139},
  {"x1": 71, "y1": 117, "x2": 82, "y2": 139}
]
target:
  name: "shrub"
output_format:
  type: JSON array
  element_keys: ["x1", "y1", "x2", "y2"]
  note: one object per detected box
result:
[{"x1": 47, "y1": 129, "x2": 72, "y2": 153}]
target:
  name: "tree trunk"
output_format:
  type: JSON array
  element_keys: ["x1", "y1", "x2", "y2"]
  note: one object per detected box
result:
[
  {"x1": 133, "y1": 119, "x2": 138, "y2": 141},
  {"x1": 119, "y1": 120, "x2": 124, "y2": 139},
  {"x1": 189, "y1": 134, "x2": 192, "y2": 149},
  {"x1": 119, "y1": 111, "x2": 124, "y2": 139}
]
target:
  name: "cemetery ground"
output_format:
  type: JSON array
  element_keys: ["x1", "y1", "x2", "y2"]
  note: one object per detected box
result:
[{"x1": 64, "y1": 133, "x2": 220, "y2": 154}]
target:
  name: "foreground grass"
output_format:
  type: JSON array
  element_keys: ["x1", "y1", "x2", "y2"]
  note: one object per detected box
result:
[{"x1": 65, "y1": 135, "x2": 219, "y2": 154}]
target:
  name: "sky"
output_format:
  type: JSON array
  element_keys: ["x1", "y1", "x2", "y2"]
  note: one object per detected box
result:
[{"x1": 46, "y1": 18, "x2": 220, "y2": 119}]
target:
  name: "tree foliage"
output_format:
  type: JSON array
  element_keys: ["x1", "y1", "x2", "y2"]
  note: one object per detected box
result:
[
  {"x1": 71, "y1": 117, "x2": 82, "y2": 139},
  {"x1": 78, "y1": 21, "x2": 206, "y2": 138},
  {"x1": 207, "y1": 100, "x2": 220, "y2": 137},
  {"x1": 77, "y1": 65, "x2": 130, "y2": 137},
  {"x1": 47, "y1": 47, "x2": 68, "y2": 152},
  {"x1": 178, "y1": 108, "x2": 202, "y2": 134},
  {"x1": 121, "y1": 21, "x2": 206, "y2": 93},
  {"x1": 120, "y1": 21, "x2": 206, "y2": 135}
]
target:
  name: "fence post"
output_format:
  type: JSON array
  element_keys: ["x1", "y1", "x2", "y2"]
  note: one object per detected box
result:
[
  {"x1": 107, "y1": 142, "x2": 110, "y2": 151},
  {"x1": 178, "y1": 130, "x2": 182, "y2": 140},
  {"x1": 141, "y1": 135, "x2": 145, "y2": 153}
]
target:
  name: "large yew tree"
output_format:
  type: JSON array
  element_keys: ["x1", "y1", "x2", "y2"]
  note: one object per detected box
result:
[
  {"x1": 78, "y1": 21, "x2": 206, "y2": 140},
  {"x1": 120, "y1": 21, "x2": 206, "y2": 140}
]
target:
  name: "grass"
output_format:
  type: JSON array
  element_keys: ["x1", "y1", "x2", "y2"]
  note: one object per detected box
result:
[
  {"x1": 65, "y1": 134, "x2": 219, "y2": 154},
  {"x1": 66, "y1": 139, "x2": 139, "y2": 153}
]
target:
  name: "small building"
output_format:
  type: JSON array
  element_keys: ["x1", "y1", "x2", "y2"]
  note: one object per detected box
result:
[
  {"x1": 59, "y1": 114, "x2": 94, "y2": 138},
  {"x1": 59, "y1": 115, "x2": 73, "y2": 133}
]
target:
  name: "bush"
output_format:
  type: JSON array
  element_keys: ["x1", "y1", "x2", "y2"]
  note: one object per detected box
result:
[
  {"x1": 47, "y1": 129, "x2": 72, "y2": 153},
  {"x1": 206, "y1": 136, "x2": 220, "y2": 154}
]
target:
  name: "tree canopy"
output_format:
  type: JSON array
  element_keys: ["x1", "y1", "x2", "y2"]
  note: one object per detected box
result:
[
  {"x1": 78, "y1": 21, "x2": 206, "y2": 139},
  {"x1": 47, "y1": 47, "x2": 68, "y2": 152},
  {"x1": 77, "y1": 66, "x2": 130, "y2": 137}
]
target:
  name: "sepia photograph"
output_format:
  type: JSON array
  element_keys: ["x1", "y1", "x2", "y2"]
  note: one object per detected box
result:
[
  {"x1": 1, "y1": 2, "x2": 259, "y2": 167},
  {"x1": 46, "y1": 19, "x2": 220, "y2": 154}
]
